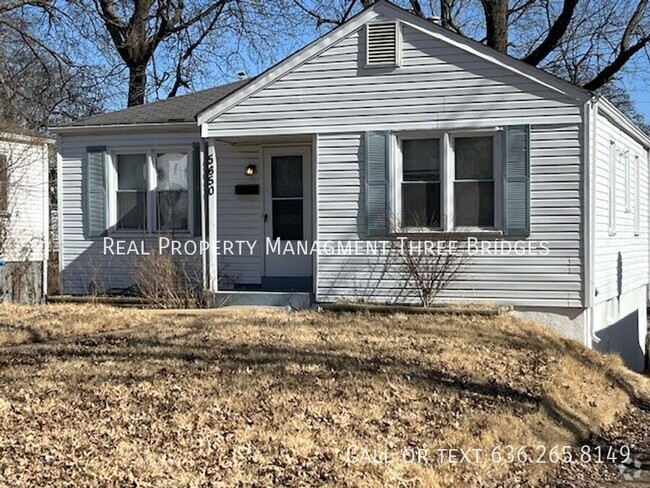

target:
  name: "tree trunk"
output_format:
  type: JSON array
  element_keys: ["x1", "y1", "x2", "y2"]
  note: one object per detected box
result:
[
  {"x1": 440, "y1": 0, "x2": 452, "y2": 30},
  {"x1": 128, "y1": 64, "x2": 147, "y2": 107},
  {"x1": 480, "y1": 0, "x2": 508, "y2": 53}
]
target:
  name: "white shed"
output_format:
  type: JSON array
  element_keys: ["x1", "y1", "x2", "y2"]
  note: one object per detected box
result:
[{"x1": 0, "y1": 129, "x2": 51, "y2": 302}]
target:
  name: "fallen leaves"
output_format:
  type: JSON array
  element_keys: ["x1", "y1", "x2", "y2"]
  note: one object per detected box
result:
[{"x1": 0, "y1": 307, "x2": 647, "y2": 486}]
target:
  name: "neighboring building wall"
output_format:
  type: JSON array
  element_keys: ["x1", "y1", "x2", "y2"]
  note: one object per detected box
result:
[
  {"x1": 0, "y1": 134, "x2": 49, "y2": 302},
  {"x1": 58, "y1": 130, "x2": 201, "y2": 294}
]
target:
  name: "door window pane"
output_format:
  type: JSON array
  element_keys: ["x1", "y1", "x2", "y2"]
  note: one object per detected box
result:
[
  {"x1": 402, "y1": 182, "x2": 440, "y2": 228},
  {"x1": 116, "y1": 154, "x2": 147, "y2": 230},
  {"x1": 272, "y1": 156, "x2": 303, "y2": 197},
  {"x1": 454, "y1": 181, "x2": 494, "y2": 227},
  {"x1": 403, "y1": 139, "x2": 440, "y2": 181},
  {"x1": 273, "y1": 199, "x2": 303, "y2": 240},
  {"x1": 455, "y1": 137, "x2": 493, "y2": 180},
  {"x1": 156, "y1": 153, "x2": 188, "y2": 231}
]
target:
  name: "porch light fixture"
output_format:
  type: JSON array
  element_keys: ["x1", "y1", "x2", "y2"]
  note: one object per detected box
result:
[{"x1": 245, "y1": 164, "x2": 256, "y2": 176}]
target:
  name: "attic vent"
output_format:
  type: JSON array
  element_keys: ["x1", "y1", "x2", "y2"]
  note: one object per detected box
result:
[{"x1": 366, "y1": 21, "x2": 400, "y2": 67}]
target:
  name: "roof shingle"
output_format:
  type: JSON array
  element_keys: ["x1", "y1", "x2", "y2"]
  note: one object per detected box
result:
[{"x1": 68, "y1": 80, "x2": 250, "y2": 127}]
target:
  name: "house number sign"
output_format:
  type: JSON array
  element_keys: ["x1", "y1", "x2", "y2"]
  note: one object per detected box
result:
[{"x1": 206, "y1": 154, "x2": 215, "y2": 196}]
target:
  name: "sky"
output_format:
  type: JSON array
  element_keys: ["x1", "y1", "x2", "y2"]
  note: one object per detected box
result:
[{"x1": 627, "y1": 78, "x2": 650, "y2": 122}]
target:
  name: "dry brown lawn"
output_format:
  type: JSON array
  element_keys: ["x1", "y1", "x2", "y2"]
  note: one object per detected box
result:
[{"x1": 0, "y1": 304, "x2": 648, "y2": 487}]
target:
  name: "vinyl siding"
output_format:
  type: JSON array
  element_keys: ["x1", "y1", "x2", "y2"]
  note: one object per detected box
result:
[
  {"x1": 58, "y1": 130, "x2": 201, "y2": 294},
  {"x1": 215, "y1": 141, "x2": 263, "y2": 284},
  {"x1": 206, "y1": 20, "x2": 583, "y2": 137},
  {"x1": 204, "y1": 17, "x2": 585, "y2": 306},
  {"x1": 591, "y1": 108, "x2": 649, "y2": 303},
  {"x1": 316, "y1": 126, "x2": 584, "y2": 307},
  {"x1": 0, "y1": 136, "x2": 49, "y2": 263}
]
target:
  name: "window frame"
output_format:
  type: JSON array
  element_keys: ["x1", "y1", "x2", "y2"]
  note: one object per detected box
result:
[
  {"x1": 608, "y1": 141, "x2": 617, "y2": 236},
  {"x1": 394, "y1": 133, "x2": 443, "y2": 232},
  {"x1": 624, "y1": 150, "x2": 631, "y2": 213},
  {"x1": 154, "y1": 151, "x2": 192, "y2": 233},
  {"x1": 634, "y1": 154, "x2": 640, "y2": 236},
  {"x1": 393, "y1": 129, "x2": 502, "y2": 234},
  {"x1": 107, "y1": 146, "x2": 193, "y2": 236},
  {"x1": 114, "y1": 151, "x2": 149, "y2": 232}
]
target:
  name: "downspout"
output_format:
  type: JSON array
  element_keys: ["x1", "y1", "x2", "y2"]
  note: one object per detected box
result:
[
  {"x1": 42, "y1": 142, "x2": 50, "y2": 300},
  {"x1": 584, "y1": 96, "x2": 599, "y2": 347}
]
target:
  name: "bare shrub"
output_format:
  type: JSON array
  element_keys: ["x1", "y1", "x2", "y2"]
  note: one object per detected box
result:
[
  {"x1": 388, "y1": 212, "x2": 470, "y2": 307},
  {"x1": 132, "y1": 251, "x2": 203, "y2": 309}
]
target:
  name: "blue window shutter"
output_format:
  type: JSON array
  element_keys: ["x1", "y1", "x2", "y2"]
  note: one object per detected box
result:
[
  {"x1": 192, "y1": 142, "x2": 202, "y2": 237},
  {"x1": 502, "y1": 125, "x2": 530, "y2": 236},
  {"x1": 365, "y1": 131, "x2": 389, "y2": 237},
  {"x1": 84, "y1": 146, "x2": 107, "y2": 238}
]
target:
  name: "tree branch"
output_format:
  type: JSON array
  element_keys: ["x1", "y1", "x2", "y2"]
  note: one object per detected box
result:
[
  {"x1": 583, "y1": 0, "x2": 649, "y2": 90},
  {"x1": 522, "y1": 0, "x2": 579, "y2": 66}
]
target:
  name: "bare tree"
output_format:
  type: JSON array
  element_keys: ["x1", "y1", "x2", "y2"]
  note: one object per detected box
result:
[
  {"x1": 55, "y1": 0, "x2": 301, "y2": 107},
  {"x1": 90, "y1": 0, "x2": 228, "y2": 106},
  {"x1": 0, "y1": 5, "x2": 105, "y2": 129},
  {"x1": 295, "y1": 0, "x2": 650, "y2": 94}
]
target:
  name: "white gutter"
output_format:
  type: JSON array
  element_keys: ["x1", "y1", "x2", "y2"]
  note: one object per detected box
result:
[
  {"x1": 596, "y1": 96, "x2": 650, "y2": 149},
  {"x1": 51, "y1": 121, "x2": 198, "y2": 134}
]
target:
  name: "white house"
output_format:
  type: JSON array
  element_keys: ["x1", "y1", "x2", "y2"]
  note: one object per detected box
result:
[
  {"x1": 53, "y1": 1, "x2": 649, "y2": 370},
  {"x1": 0, "y1": 128, "x2": 51, "y2": 302}
]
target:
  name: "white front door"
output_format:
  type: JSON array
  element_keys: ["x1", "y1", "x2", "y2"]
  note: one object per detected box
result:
[{"x1": 263, "y1": 146, "x2": 312, "y2": 279}]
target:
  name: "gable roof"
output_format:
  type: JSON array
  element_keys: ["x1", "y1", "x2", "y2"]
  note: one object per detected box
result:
[
  {"x1": 58, "y1": 79, "x2": 251, "y2": 129},
  {"x1": 56, "y1": 0, "x2": 598, "y2": 134},
  {"x1": 196, "y1": 0, "x2": 591, "y2": 127}
]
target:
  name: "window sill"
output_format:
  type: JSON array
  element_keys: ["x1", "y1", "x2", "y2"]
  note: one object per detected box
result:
[
  {"x1": 107, "y1": 231, "x2": 194, "y2": 239},
  {"x1": 391, "y1": 229, "x2": 505, "y2": 239}
]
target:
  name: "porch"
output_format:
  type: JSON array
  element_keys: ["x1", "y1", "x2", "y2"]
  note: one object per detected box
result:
[{"x1": 204, "y1": 135, "x2": 317, "y2": 297}]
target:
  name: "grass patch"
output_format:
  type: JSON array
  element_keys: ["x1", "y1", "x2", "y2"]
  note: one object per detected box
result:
[
  {"x1": 0, "y1": 303, "x2": 155, "y2": 347},
  {"x1": 0, "y1": 306, "x2": 648, "y2": 486}
]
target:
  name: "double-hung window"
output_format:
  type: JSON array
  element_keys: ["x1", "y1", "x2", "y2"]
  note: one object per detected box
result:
[
  {"x1": 156, "y1": 152, "x2": 189, "y2": 231},
  {"x1": 453, "y1": 136, "x2": 495, "y2": 228},
  {"x1": 116, "y1": 154, "x2": 147, "y2": 231},
  {"x1": 397, "y1": 132, "x2": 497, "y2": 232},
  {"x1": 401, "y1": 138, "x2": 441, "y2": 228},
  {"x1": 112, "y1": 149, "x2": 191, "y2": 234}
]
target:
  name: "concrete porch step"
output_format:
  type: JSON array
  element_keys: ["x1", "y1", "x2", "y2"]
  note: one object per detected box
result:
[{"x1": 213, "y1": 291, "x2": 312, "y2": 309}]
